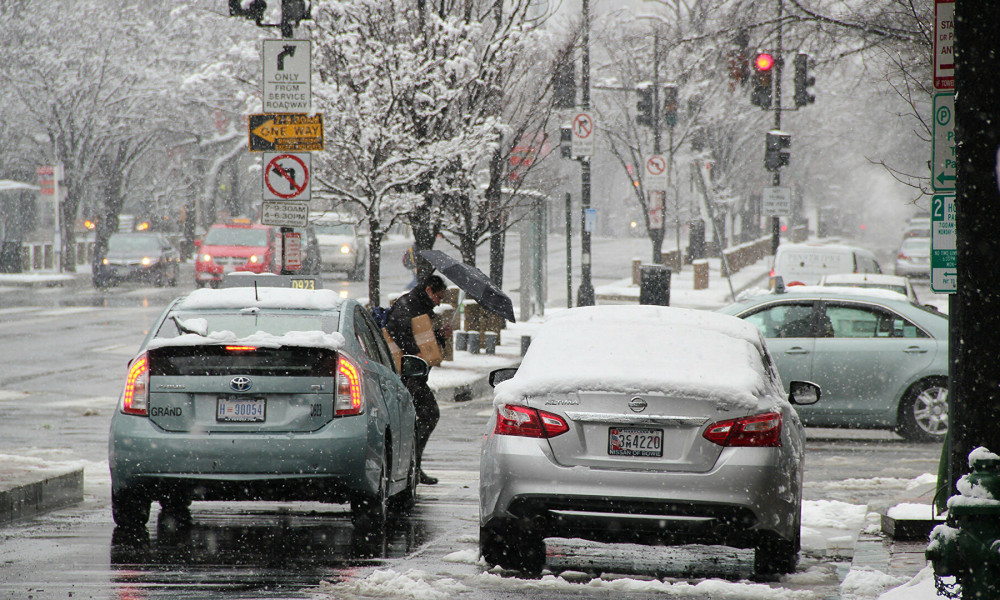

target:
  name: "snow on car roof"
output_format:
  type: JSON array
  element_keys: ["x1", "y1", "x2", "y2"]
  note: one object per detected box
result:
[
  {"x1": 176, "y1": 287, "x2": 344, "y2": 311},
  {"x1": 147, "y1": 329, "x2": 347, "y2": 351},
  {"x1": 494, "y1": 305, "x2": 778, "y2": 410},
  {"x1": 737, "y1": 285, "x2": 910, "y2": 303}
]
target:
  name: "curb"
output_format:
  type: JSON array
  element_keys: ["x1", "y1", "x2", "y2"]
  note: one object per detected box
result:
[{"x1": 0, "y1": 469, "x2": 85, "y2": 526}]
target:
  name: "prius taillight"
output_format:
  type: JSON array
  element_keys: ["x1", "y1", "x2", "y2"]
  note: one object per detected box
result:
[
  {"x1": 121, "y1": 353, "x2": 149, "y2": 416},
  {"x1": 494, "y1": 404, "x2": 569, "y2": 438},
  {"x1": 335, "y1": 355, "x2": 364, "y2": 416},
  {"x1": 703, "y1": 412, "x2": 782, "y2": 447}
]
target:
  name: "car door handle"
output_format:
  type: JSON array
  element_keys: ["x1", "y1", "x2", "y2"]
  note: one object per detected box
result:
[
  {"x1": 785, "y1": 347, "x2": 810, "y2": 355},
  {"x1": 903, "y1": 346, "x2": 928, "y2": 354}
]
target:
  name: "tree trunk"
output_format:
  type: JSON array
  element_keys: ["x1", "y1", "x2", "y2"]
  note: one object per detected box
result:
[
  {"x1": 649, "y1": 227, "x2": 664, "y2": 264},
  {"x1": 367, "y1": 220, "x2": 383, "y2": 307},
  {"x1": 949, "y1": 2, "x2": 1000, "y2": 496},
  {"x1": 410, "y1": 202, "x2": 438, "y2": 282},
  {"x1": 60, "y1": 191, "x2": 78, "y2": 272}
]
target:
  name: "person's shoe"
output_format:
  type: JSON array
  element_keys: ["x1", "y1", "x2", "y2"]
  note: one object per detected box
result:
[{"x1": 418, "y1": 470, "x2": 438, "y2": 485}]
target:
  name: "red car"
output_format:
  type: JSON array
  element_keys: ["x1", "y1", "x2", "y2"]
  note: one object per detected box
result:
[{"x1": 195, "y1": 221, "x2": 279, "y2": 288}]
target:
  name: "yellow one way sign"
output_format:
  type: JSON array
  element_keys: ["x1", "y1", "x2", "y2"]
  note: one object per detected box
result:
[{"x1": 248, "y1": 113, "x2": 324, "y2": 152}]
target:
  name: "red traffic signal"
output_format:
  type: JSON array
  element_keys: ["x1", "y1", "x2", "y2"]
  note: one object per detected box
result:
[{"x1": 754, "y1": 52, "x2": 775, "y2": 72}]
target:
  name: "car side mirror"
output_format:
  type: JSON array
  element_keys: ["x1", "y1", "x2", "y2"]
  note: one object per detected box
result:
[
  {"x1": 400, "y1": 354, "x2": 429, "y2": 378},
  {"x1": 489, "y1": 367, "x2": 518, "y2": 388},
  {"x1": 788, "y1": 380, "x2": 821, "y2": 406},
  {"x1": 193, "y1": 238, "x2": 202, "y2": 248}
]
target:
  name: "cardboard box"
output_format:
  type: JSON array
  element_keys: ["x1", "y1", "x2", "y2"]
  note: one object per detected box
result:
[
  {"x1": 412, "y1": 314, "x2": 443, "y2": 367},
  {"x1": 382, "y1": 327, "x2": 403, "y2": 371}
]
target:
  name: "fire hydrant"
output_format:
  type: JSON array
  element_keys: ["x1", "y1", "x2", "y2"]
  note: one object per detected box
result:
[{"x1": 926, "y1": 448, "x2": 1000, "y2": 599}]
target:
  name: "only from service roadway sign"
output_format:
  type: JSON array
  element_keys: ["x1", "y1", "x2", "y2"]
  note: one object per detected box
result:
[
  {"x1": 263, "y1": 152, "x2": 310, "y2": 201},
  {"x1": 263, "y1": 40, "x2": 311, "y2": 113}
]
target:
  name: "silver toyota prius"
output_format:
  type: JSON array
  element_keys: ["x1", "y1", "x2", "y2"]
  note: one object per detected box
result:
[
  {"x1": 479, "y1": 305, "x2": 820, "y2": 577},
  {"x1": 108, "y1": 276, "x2": 426, "y2": 538}
]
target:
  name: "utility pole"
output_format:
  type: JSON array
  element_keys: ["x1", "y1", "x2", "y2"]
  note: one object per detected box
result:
[
  {"x1": 949, "y1": 0, "x2": 1000, "y2": 500},
  {"x1": 577, "y1": 0, "x2": 595, "y2": 306},
  {"x1": 770, "y1": 0, "x2": 784, "y2": 254}
]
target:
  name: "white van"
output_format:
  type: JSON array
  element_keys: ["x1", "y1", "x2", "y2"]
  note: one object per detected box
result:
[{"x1": 771, "y1": 242, "x2": 882, "y2": 286}]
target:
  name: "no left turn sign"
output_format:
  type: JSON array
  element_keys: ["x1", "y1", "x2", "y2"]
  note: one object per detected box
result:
[
  {"x1": 263, "y1": 152, "x2": 311, "y2": 200},
  {"x1": 645, "y1": 154, "x2": 668, "y2": 190},
  {"x1": 571, "y1": 111, "x2": 595, "y2": 157}
]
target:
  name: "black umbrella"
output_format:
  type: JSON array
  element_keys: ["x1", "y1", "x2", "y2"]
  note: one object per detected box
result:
[{"x1": 419, "y1": 249, "x2": 516, "y2": 322}]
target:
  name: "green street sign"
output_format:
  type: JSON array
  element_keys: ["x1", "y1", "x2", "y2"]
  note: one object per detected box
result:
[
  {"x1": 932, "y1": 93, "x2": 955, "y2": 192},
  {"x1": 931, "y1": 193, "x2": 956, "y2": 293}
]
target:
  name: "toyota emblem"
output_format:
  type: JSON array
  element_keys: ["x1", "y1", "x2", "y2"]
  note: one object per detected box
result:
[
  {"x1": 230, "y1": 376, "x2": 253, "y2": 392},
  {"x1": 628, "y1": 396, "x2": 647, "y2": 413}
]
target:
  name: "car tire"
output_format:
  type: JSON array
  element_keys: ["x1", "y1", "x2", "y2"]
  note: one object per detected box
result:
[
  {"x1": 352, "y1": 448, "x2": 389, "y2": 540},
  {"x1": 111, "y1": 488, "x2": 151, "y2": 530},
  {"x1": 154, "y1": 268, "x2": 166, "y2": 287},
  {"x1": 754, "y1": 532, "x2": 799, "y2": 577},
  {"x1": 480, "y1": 522, "x2": 546, "y2": 574},
  {"x1": 896, "y1": 378, "x2": 949, "y2": 442},
  {"x1": 168, "y1": 265, "x2": 178, "y2": 287},
  {"x1": 195, "y1": 280, "x2": 205, "y2": 288}
]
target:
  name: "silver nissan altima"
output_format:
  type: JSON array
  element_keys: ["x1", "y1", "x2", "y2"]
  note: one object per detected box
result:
[{"x1": 479, "y1": 305, "x2": 820, "y2": 577}]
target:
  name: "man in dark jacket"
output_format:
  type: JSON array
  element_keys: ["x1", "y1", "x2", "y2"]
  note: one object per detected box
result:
[{"x1": 385, "y1": 274, "x2": 450, "y2": 485}]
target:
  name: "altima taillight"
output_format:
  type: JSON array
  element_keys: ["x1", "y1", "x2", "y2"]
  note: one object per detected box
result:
[
  {"x1": 335, "y1": 355, "x2": 364, "y2": 416},
  {"x1": 121, "y1": 353, "x2": 149, "y2": 416},
  {"x1": 494, "y1": 404, "x2": 569, "y2": 438},
  {"x1": 703, "y1": 412, "x2": 782, "y2": 447}
]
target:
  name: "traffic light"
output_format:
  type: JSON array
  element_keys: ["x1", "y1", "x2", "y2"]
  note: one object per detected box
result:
[
  {"x1": 229, "y1": 0, "x2": 267, "y2": 22},
  {"x1": 793, "y1": 53, "x2": 816, "y2": 108},
  {"x1": 553, "y1": 60, "x2": 576, "y2": 109},
  {"x1": 282, "y1": 0, "x2": 308, "y2": 25},
  {"x1": 750, "y1": 52, "x2": 774, "y2": 108},
  {"x1": 765, "y1": 131, "x2": 791, "y2": 171},
  {"x1": 636, "y1": 83, "x2": 654, "y2": 128},
  {"x1": 662, "y1": 84, "x2": 678, "y2": 127},
  {"x1": 560, "y1": 125, "x2": 573, "y2": 159}
]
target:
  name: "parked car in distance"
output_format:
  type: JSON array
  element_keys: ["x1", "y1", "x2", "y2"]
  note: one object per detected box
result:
[
  {"x1": 108, "y1": 276, "x2": 428, "y2": 541},
  {"x1": 818, "y1": 272, "x2": 919, "y2": 304},
  {"x1": 195, "y1": 220, "x2": 279, "y2": 288},
  {"x1": 94, "y1": 232, "x2": 180, "y2": 288},
  {"x1": 311, "y1": 214, "x2": 367, "y2": 280},
  {"x1": 902, "y1": 216, "x2": 931, "y2": 239},
  {"x1": 770, "y1": 242, "x2": 882, "y2": 287},
  {"x1": 894, "y1": 237, "x2": 931, "y2": 278},
  {"x1": 479, "y1": 305, "x2": 821, "y2": 577},
  {"x1": 719, "y1": 286, "x2": 948, "y2": 442}
]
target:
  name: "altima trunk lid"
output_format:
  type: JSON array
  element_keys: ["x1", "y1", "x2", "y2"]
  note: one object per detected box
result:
[
  {"x1": 146, "y1": 345, "x2": 337, "y2": 433},
  {"x1": 531, "y1": 391, "x2": 751, "y2": 473}
]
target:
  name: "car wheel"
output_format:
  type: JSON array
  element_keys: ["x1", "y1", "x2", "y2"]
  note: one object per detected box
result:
[
  {"x1": 352, "y1": 448, "x2": 389, "y2": 539},
  {"x1": 390, "y1": 444, "x2": 417, "y2": 514},
  {"x1": 896, "y1": 378, "x2": 949, "y2": 442},
  {"x1": 754, "y1": 532, "x2": 799, "y2": 577},
  {"x1": 195, "y1": 280, "x2": 205, "y2": 288},
  {"x1": 168, "y1": 265, "x2": 178, "y2": 287},
  {"x1": 111, "y1": 488, "x2": 151, "y2": 530},
  {"x1": 209, "y1": 280, "x2": 220, "y2": 289},
  {"x1": 154, "y1": 268, "x2": 166, "y2": 287},
  {"x1": 480, "y1": 522, "x2": 546, "y2": 574}
]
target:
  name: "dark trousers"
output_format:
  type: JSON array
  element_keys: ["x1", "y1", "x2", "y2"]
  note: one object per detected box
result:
[{"x1": 405, "y1": 376, "x2": 439, "y2": 470}]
